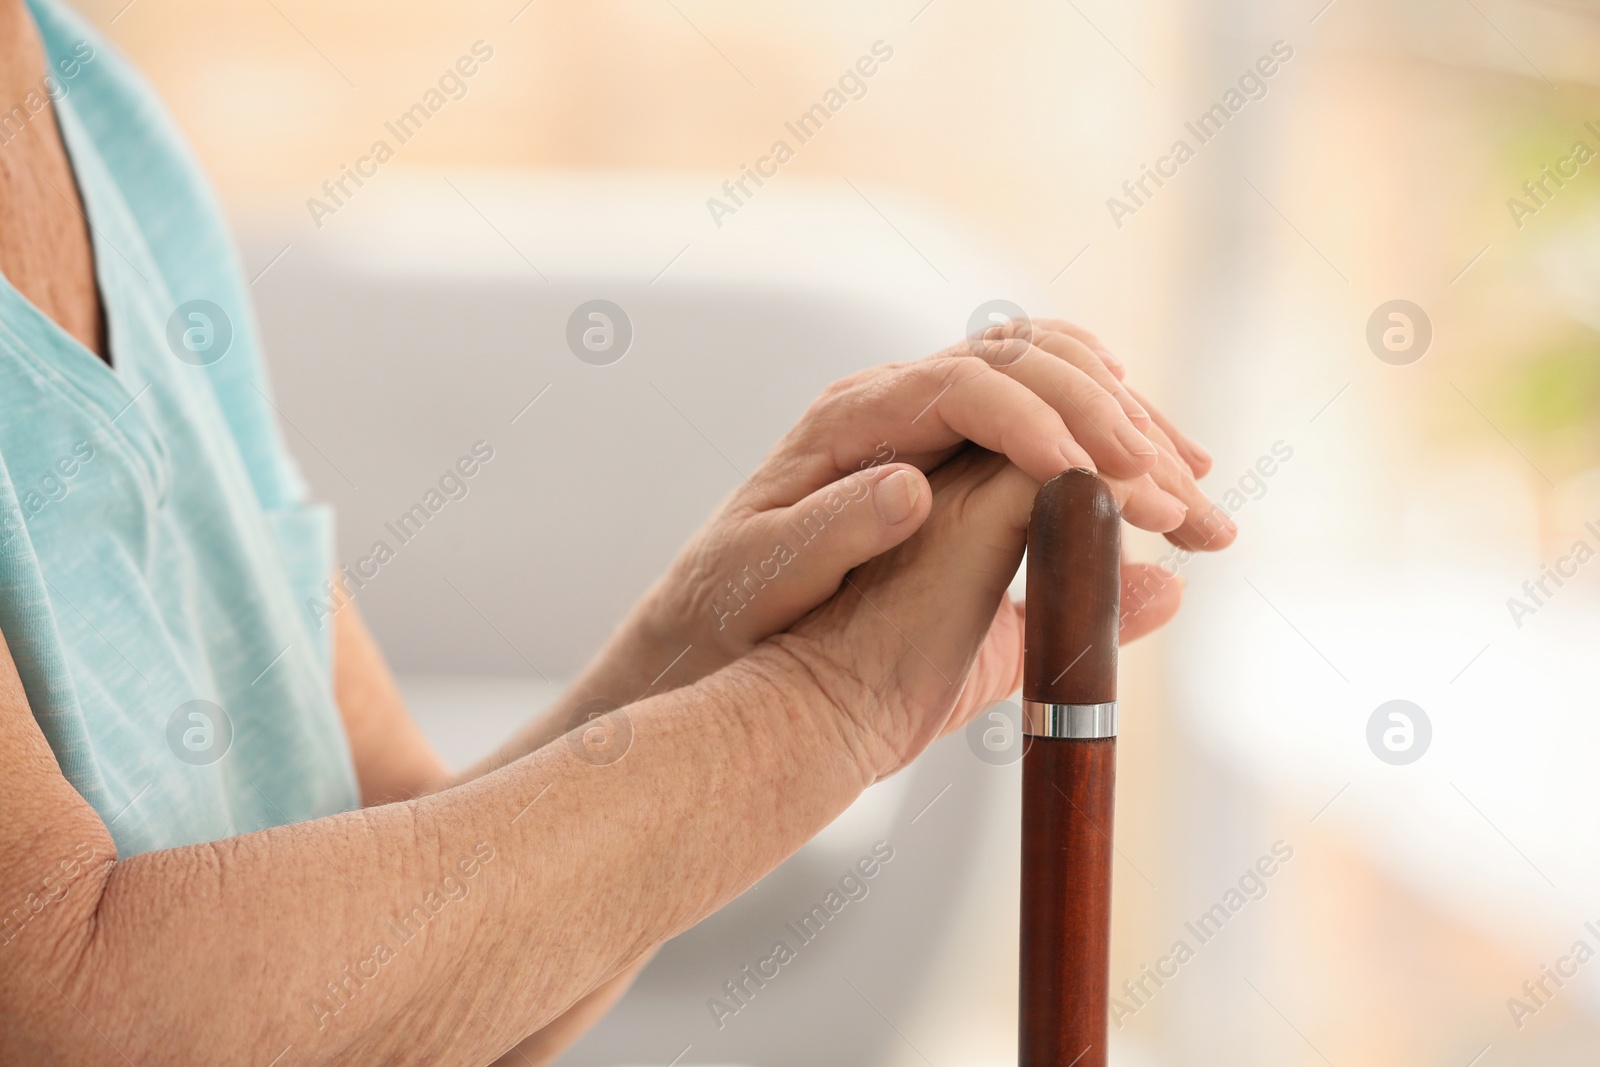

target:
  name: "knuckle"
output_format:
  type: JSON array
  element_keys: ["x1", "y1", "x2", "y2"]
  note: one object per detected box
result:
[
  {"x1": 1040, "y1": 317, "x2": 1101, "y2": 346},
  {"x1": 1038, "y1": 331, "x2": 1094, "y2": 368},
  {"x1": 1084, "y1": 388, "x2": 1126, "y2": 422},
  {"x1": 1154, "y1": 447, "x2": 1195, "y2": 486},
  {"x1": 934, "y1": 353, "x2": 992, "y2": 388},
  {"x1": 970, "y1": 328, "x2": 1036, "y2": 369},
  {"x1": 1057, "y1": 334, "x2": 1097, "y2": 363},
  {"x1": 808, "y1": 370, "x2": 867, "y2": 412},
  {"x1": 787, "y1": 371, "x2": 878, "y2": 453}
]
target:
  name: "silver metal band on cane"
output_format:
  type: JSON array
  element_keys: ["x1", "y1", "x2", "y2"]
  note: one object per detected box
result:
[{"x1": 1022, "y1": 700, "x2": 1118, "y2": 739}]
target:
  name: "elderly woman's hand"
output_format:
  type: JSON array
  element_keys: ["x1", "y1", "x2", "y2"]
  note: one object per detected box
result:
[
  {"x1": 600, "y1": 320, "x2": 1234, "y2": 700},
  {"x1": 748, "y1": 439, "x2": 1197, "y2": 784}
]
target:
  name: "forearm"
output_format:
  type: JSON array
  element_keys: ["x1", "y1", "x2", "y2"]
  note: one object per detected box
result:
[
  {"x1": 454, "y1": 579, "x2": 727, "y2": 786},
  {"x1": 335, "y1": 601, "x2": 454, "y2": 804},
  {"x1": 342, "y1": 591, "x2": 702, "y2": 1065},
  {"x1": 16, "y1": 650, "x2": 864, "y2": 1066}
]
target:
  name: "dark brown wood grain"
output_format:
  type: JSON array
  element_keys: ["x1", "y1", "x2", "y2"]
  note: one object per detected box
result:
[
  {"x1": 1023, "y1": 469, "x2": 1120, "y2": 706},
  {"x1": 1020, "y1": 736, "x2": 1116, "y2": 1067}
]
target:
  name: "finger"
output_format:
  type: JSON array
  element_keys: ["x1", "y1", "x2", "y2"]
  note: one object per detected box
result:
[
  {"x1": 1135, "y1": 421, "x2": 1236, "y2": 551},
  {"x1": 1029, "y1": 329, "x2": 1150, "y2": 429},
  {"x1": 977, "y1": 325, "x2": 1195, "y2": 535},
  {"x1": 1107, "y1": 473, "x2": 1188, "y2": 533},
  {"x1": 791, "y1": 450, "x2": 1036, "y2": 752},
  {"x1": 1033, "y1": 318, "x2": 1126, "y2": 380},
  {"x1": 773, "y1": 356, "x2": 1091, "y2": 497},
  {"x1": 1028, "y1": 321, "x2": 1215, "y2": 480},
  {"x1": 944, "y1": 594, "x2": 1028, "y2": 739},
  {"x1": 988, "y1": 344, "x2": 1158, "y2": 480},
  {"x1": 1160, "y1": 479, "x2": 1236, "y2": 553},
  {"x1": 1118, "y1": 561, "x2": 1184, "y2": 643},
  {"x1": 934, "y1": 357, "x2": 1101, "y2": 477},
  {"x1": 894, "y1": 453, "x2": 1038, "y2": 737},
  {"x1": 1127, "y1": 385, "x2": 1213, "y2": 478},
  {"x1": 710, "y1": 464, "x2": 933, "y2": 650}
]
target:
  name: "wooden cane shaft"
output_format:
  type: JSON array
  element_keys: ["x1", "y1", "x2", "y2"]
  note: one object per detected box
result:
[
  {"x1": 1019, "y1": 468, "x2": 1121, "y2": 1066},
  {"x1": 1019, "y1": 735, "x2": 1115, "y2": 1066}
]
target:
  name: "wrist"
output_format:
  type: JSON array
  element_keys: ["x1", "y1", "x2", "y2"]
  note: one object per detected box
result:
[
  {"x1": 565, "y1": 584, "x2": 702, "y2": 704},
  {"x1": 612, "y1": 573, "x2": 740, "y2": 693},
  {"x1": 725, "y1": 637, "x2": 894, "y2": 789}
]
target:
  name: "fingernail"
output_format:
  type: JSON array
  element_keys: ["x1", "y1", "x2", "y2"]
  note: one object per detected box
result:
[
  {"x1": 1123, "y1": 393, "x2": 1150, "y2": 422},
  {"x1": 1116, "y1": 423, "x2": 1159, "y2": 458},
  {"x1": 1059, "y1": 437, "x2": 1096, "y2": 471},
  {"x1": 1188, "y1": 441, "x2": 1213, "y2": 465},
  {"x1": 873, "y1": 469, "x2": 919, "y2": 524}
]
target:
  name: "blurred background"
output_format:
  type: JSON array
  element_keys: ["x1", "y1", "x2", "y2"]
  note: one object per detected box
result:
[{"x1": 66, "y1": 0, "x2": 1600, "y2": 1062}]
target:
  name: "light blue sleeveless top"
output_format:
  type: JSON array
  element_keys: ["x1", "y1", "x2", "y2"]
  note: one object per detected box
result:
[{"x1": 0, "y1": 0, "x2": 359, "y2": 856}]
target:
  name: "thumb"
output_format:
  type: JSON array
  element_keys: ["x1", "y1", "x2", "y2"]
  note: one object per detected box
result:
[{"x1": 709, "y1": 463, "x2": 932, "y2": 649}]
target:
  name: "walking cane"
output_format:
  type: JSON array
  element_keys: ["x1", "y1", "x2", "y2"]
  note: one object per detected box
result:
[{"x1": 1019, "y1": 468, "x2": 1121, "y2": 1066}]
